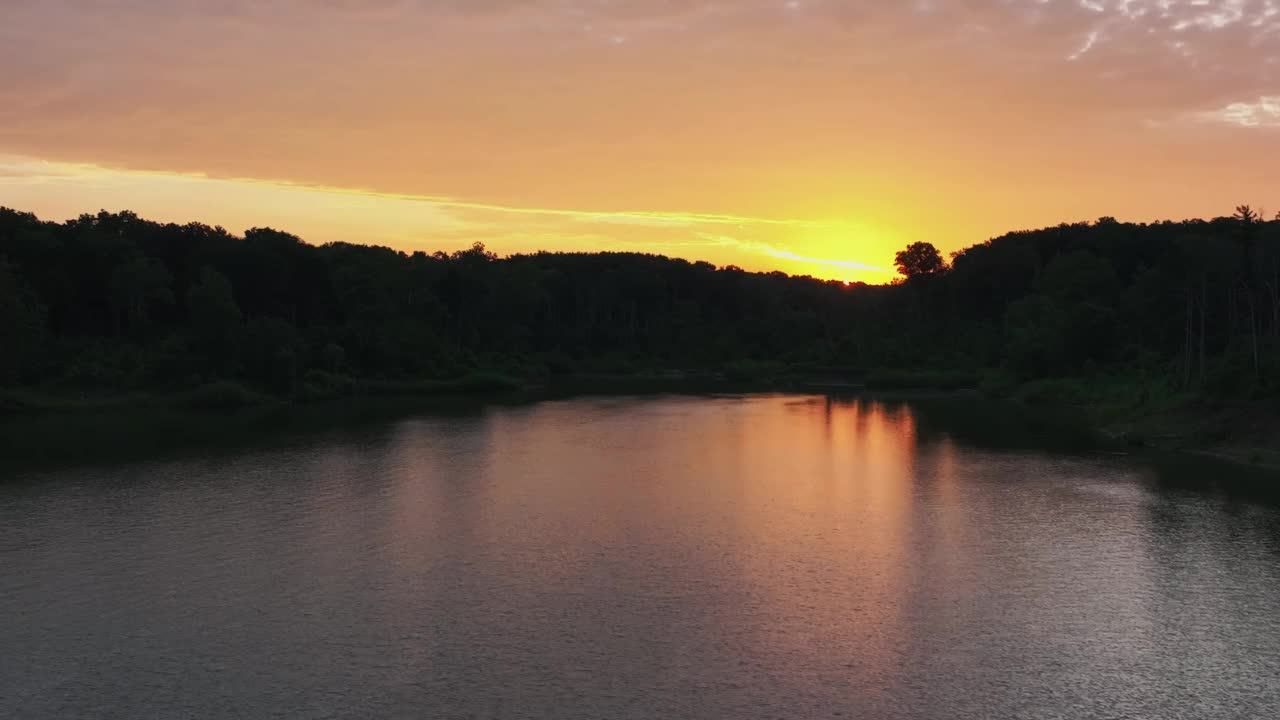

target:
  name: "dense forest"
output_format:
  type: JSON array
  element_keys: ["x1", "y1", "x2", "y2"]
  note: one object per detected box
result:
[{"x1": 1, "y1": 205, "x2": 1278, "y2": 405}]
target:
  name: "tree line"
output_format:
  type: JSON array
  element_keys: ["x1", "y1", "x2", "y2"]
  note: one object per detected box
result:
[{"x1": 1, "y1": 205, "x2": 1277, "y2": 399}]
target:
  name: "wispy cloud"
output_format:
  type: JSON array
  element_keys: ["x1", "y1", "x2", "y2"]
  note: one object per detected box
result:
[
  {"x1": 1193, "y1": 96, "x2": 1280, "y2": 128},
  {"x1": 0, "y1": 154, "x2": 888, "y2": 279},
  {"x1": 0, "y1": 153, "x2": 824, "y2": 230},
  {"x1": 696, "y1": 232, "x2": 892, "y2": 275}
]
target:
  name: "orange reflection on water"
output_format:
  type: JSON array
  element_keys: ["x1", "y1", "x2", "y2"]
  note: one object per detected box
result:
[
  {"x1": 721, "y1": 398, "x2": 921, "y2": 691},
  {"x1": 374, "y1": 395, "x2": 942, "y2": 703}
]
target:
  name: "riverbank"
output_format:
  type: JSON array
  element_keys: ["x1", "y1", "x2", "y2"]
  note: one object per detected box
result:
[
  {"x1": 2, "y1": 368, "x2": 1277, "y2": 473},
  {"x1": 0, "y1": 372, "x2": 746, "y2": 467},
  {"x1": 0, "y1": 373, "x2": 518, "y2": 468},
  {"x1": 795, "y1": 368, "x2": 1280, "y2": 471},
  {"x1": 1099, "y1": 401, "x2": 1280, "y2": 469},
  {"x1": 976, "y1": 376, "x2": 1280, "y2": 470}
]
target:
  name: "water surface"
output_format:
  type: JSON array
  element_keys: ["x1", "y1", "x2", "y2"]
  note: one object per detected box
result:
[{"x1": 4, "y1": 394, "x2": 1280, "y2": 719}]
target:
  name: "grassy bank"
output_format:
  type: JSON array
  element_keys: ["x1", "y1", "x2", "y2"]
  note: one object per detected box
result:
[
  {"x1": 1, "y1": 370, "x2": 525, "y2": 413},
  {"x1": 0, "y1": 371, "x2": 528, "y2": 467},
  {"x1": 786, "y1": 366, "x2": 1279, "y2": 469},
  {"x1": 973, "y1": 372, "x2": 1280, "y2": 468},
  {"x1": 4, "y1": 365, "x2": 1277, "y2": 472},
  {"x1": 864, "y1": 368, "x2": 983, "y2": 392}
]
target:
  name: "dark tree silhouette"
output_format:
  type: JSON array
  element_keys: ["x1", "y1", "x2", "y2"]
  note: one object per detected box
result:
[
  {"x1": 895, "y1": 242, "x2": 947, "y2": 279},
  {"x1": 0, "y1": 258, "x2": 46, "y2": 383},
  {"x1": 0, "y1": 205, "x2": 1276, "y2": 402}
]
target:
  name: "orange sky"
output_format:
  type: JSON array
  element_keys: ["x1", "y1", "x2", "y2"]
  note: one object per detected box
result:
[{"x1": 2, "y1": 0, "x2": 1278, "y2": 282}]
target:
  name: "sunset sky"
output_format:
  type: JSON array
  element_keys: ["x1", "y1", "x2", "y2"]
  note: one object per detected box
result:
[{"x1": 2, "y1": 0, "x2": 1278, "y2": 282}]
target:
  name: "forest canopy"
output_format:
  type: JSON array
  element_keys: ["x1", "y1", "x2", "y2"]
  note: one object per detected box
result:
[{"x1": 1, "y1": 206, "x2": 1277, "y2": 400}]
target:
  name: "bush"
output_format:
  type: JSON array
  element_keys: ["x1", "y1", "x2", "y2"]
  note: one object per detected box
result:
[
  {"x1": 354, "y1": 371, "x2": 522, "y2": 397},
  {"x1": 724, "y1": 359, "x2": 783, "y2": 383},
  {"x1": 299, "y1": 370, "x2": 357, "y2": 401},
  {"x1": 169, "y1": 381, "x2": 269, "y2": 411},
  {"x1": 0, "y1": 388, "x2": 36, "y2": 414},
  {"x1": 978, "y1": 371, "x2": 1020, "y2": 399},
  {"x1": 321, "y1": 342, "x2": 346, "y2": 373},
  {"x1": 541, "y1": 350, "x2": 577, "y2": 376},
  {"x1": 582, "y1": 352, "x2": 637, "y2": 374},
  {"x1": 1015, "y1": 378, "x2": 1079, "y2": 406},
  {"x1": 452, "y1": 371, "x2": 523, "y2": 394},
  {"x1": 865, "y1": 368, "x2": 981, "y2": 391}
]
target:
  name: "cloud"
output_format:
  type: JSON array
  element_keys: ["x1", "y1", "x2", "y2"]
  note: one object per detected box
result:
[
  {"x1": 4, "y1": 1, "x2": 1276, "y2": 130},
  {"x1": 696, "y1": 232, "x2": 892, "y2": 274},
  {"x1": 0, "y1": 152, "x2": 894, "y2": 277},
  {"x1": 1193, "y1": 96, "x2": 1280, "y2": 127}
]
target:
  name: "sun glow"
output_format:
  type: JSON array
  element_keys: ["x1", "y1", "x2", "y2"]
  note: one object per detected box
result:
[{"x1": 0, "y1": 154, "x2": 897, "y2": 282}]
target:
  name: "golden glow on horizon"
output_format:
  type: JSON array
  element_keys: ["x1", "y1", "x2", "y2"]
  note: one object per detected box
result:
[{"x1": 0, "y1": 154, "x2": 899, "y2": 282}]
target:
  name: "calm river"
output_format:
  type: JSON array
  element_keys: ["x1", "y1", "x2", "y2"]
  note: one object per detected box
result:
[{"x1": 3, "y1": 394, "x2": 1280, "y2": 719}]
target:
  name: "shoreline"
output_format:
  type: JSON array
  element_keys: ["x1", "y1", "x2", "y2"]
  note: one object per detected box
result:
[{"x1": 2, "y1": 373, "x2": 1277, "y2": 475}]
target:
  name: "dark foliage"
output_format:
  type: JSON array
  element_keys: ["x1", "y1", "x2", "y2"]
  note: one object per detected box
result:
[
  {"x1": 1, "y1": 207, "x2": 1277, "y2": 399},
  {"x1": 895, "y1": 241, "x2": 947, "y2": 279}
]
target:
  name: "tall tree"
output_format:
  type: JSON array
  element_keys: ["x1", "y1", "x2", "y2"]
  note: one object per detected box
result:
[{"x1": 895, "y1": 242, "x2": 947, "y2": 279}]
